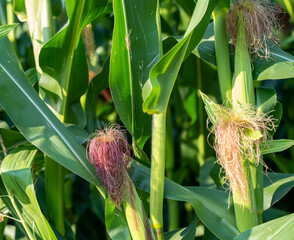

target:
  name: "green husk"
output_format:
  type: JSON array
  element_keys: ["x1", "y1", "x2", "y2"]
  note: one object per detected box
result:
[{"x1": 124, "y1": 174, "x2": 154, "y2": 240}]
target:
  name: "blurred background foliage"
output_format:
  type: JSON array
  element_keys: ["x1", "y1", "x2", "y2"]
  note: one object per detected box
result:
[{"x1": 0, "y1": 0, "x2": 294, "y2": 239}]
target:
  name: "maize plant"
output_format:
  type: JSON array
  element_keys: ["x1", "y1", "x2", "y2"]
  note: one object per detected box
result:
[{"x1": 0, "y1": 0, "x2": 294, "y2": 239}]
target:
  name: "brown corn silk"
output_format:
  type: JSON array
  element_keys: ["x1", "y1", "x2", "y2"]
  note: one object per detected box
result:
[
  {"x1": 212, "y1": 105, "x2": 275, "y2": 204},
  {"x1": 227, "y1": 0, "x2": 279, "y2": 59},
  {"x1": 87, "y1": 124, "x2": 130, "y2": 207}
]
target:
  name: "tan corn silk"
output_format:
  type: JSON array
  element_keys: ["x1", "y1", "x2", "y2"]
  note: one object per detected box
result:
[{"x1": 211, "y1": 105, "x2": 275, "y2": 204}]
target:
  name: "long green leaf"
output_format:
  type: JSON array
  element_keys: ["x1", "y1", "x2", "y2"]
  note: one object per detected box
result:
[
  {"x1": 39, "y1": 0, "x2": 107, "y2": 126},
  {"x1": 256, "y1": 87, "x2": 277, "y2": 114},
  {"x1": 164, "y1": 217, "x2": 198, "y2": 240},
  {"x1": 105, "y1": 196, "x2": 132, "y2": 240},
  {"x1": 0, "y1": 128, "x2": 27, "y2": 152},
  {"x1": 143, "y1": 0, "x2": 220, "y2": 114},
  {"x1": 261, "y1": 139, "x2": 294, "y2": 155},
  {"x1": 129, "y1": 160, "x2": 239, "y2": 240},
  {"x1": 0, "y1": 37, "x2": 100, "y2": 188},
  {"x1": 0, "y1": 24, "x2": 18, "y2": 39},
  {"x1": 254, "y1": 44, "x2": 294, "y2": 81},
  {"x1": 264, "y1": 172, "x2": 294, "y2": 211},
  {"x1": 1, "y1": 146, "x2": 56, "y2": 240},
  {"x1": 234, "y1": 213, "x2": 294, "y2": 240},
  {"x1": 109, "y1": 0, "x2": 159, "y2": 147}
]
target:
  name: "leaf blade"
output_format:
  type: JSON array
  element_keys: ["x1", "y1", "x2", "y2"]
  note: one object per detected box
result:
[{"x1": 0, "y1": 37, "x2": 100, "y2": 188}]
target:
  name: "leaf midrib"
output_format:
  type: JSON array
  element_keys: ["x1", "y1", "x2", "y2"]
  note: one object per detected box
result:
[{"x1": 0, "y1": 61, "x2": 98, "y2": 186}]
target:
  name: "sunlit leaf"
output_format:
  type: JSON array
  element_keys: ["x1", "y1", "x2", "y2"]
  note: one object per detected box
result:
[
  {"x1": 261, "y1": 139, "x2": 294, "y2": 155},
  {"x1": 143, "y1": 0, "x2": 220, "y2": 114},
  {"x1": 264, "y1": 172, "x2": 294, "y2": 211},
  {"x1": 109, "y1": 0, "x2": 159, "y2": 147},
  {"x1": 1, "y1": 146, "x2": 56, "y2": 239},
  {"x1": 39, "y1": 0, "x2": 107, "y2": 127},
  {"x1": 129, "y1": 160, "x2": 239, "y2": 240},
  {"x1": 0, "y1": 37, "x2": 100, "y2": 188},
  {"x1": 235, "y1": 213, "x2": 294, "y2": 240}
]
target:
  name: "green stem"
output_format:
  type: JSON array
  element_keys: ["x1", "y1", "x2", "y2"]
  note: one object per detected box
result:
[
  {"x1": 197, "y1": 58, "x2": 205, "y2": 166},
  {"x1": 150, "y1": 1, "x2": 165, "y2": 238},
  {"x1": 150, "y1": 113, "x2": 166, "y2": 240},
  {"x1": 6, "y1": 0, "x2": 16, "y2": 49},
  {"x1": 213, "y1": 4, "x2": 232, "y2": 103},
  {"x1": 45, "y1": 156, "x2": 65, "y2": 235},
  {"x1": 165, "y1": 108, "x2": 179, "y2": 231}
]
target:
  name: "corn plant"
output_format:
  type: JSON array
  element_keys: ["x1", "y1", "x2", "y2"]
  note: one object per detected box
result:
[{"x1": 0, "y1": 0, "x2": 294, "y2": 239}]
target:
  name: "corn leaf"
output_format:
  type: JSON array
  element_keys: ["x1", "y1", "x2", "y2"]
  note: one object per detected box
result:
[
  {"x1": 0, "y1": 24, "x2": 18, "y2": 39},
  {"x1": 109, "y1": 0, "x2": 160, "y2": 147},
  {"x1": 13, "y1": 0, "x2": 27, "y2": 22},
  {"x1": 0, "y1": 38, "x2": 239, "y2": 238},
  {"x1": 164, "y1": 217, "x2": 198, "y2": 240},
  {"x1": 142, "y1": 0, "x2": 220, "y2": 114},
  {"x1": 261, "y1": 139, "x2": 294, "y2": 155},
  {"x1": 105, "y1": 196, "x2": 132, "y2": 240},
  {"x1": 0, "y1": 37, "x2": 100, "y2": 188},
  {"x1": 235, "y1": 213, "x2": 294, "y2": 240},
  {"x1": 1, "y1": 146, "x2": 56, "y2": 240},
  {"x1": 39, "y1": 0, "x2": 107, "y2": 127},
  {"x1": 200, "y1": 91, "x2": 230, "y2": 126},
  {"x1": 13, "y1": 0, "x2": 62, "y2": 22},
  {"x1": 264, "y1": 172, "x2": 294, "y2": 211},
  {"x1": 256, "y1": 87, "x2": 277, "y2": 114},
  {"x1": 190, "y1": 23, "x2": 294, "y2": 81},
  {"x1": 129, "y1": 160, "x2": 239, "y2": 240},
  {"x1": 0, "y1": 128, "x2": 27, "y2": 152},
  {"x1": 256, "y1": 87, "x2": 282, "y2": 135}
]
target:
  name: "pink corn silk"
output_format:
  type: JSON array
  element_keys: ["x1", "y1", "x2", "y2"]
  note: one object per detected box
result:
[{"x1": 87, "y1": 126, "x2": 130, "y2": 206}]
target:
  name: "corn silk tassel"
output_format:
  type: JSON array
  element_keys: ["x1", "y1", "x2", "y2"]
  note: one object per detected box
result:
[{"x1": 87, "y1": 124, "x2": 154, "y2": 240}]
